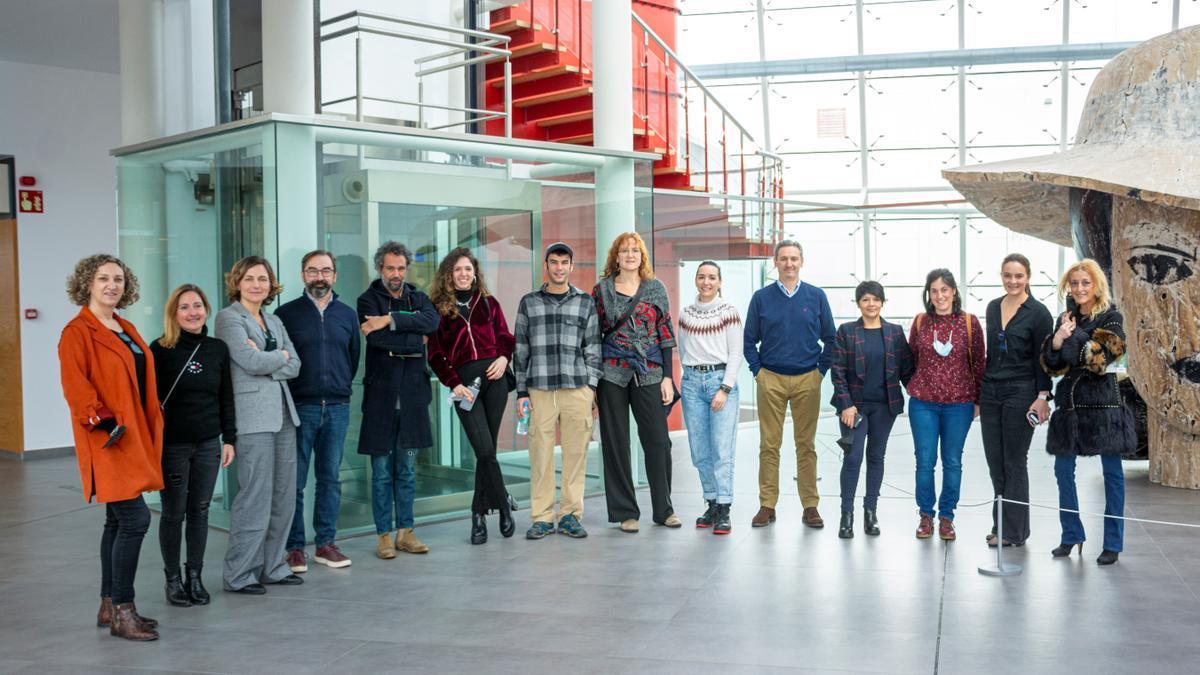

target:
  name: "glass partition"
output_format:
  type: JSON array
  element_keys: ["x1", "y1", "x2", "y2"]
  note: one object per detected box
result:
[{"x1": 116, "y1": 118, "x2": 654, "y2": 535}]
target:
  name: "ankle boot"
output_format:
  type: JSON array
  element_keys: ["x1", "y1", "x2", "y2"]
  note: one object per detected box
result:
[
  {"x1": 696, "y1": 500, "x2": 717, "y2": 528},
  {"x1": 470, "y1": 513, "x2": 488, "y2": 545},
  {"x1": 395, "y1": 528, "x2": 429, "y2": 554},
  {"x1": 863, "y1": 508, "x2": 880, "y2": 536},
  {"x1": 838, "y1": 512, "x2": 854, "y2": 539},
  {"x1": 110, "y1": 603, "x2": 158, "y2": 641},
  {"x1": 712, "y1": 503, "x2": 732, "y2": 535},
  {"x1": 97, "y1": 596, "x2": 113, "y2": 627},
  {"x1": 499, "y1": 494, "x2": 517, "y2": 538},
  {"x1": 131, "y1": 603, "x2": 158, "y2": 630},
  {"x1": 185, "y1": 564, "x2": 210, "y2": 605},
  {"x1": 164, "y1": 568, "x2": 192, "y2": 607}
]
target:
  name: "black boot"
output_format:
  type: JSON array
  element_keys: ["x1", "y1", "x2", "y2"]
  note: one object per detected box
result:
[
  {"x1": 164, "y1": 568, "x2": 192, "y2": 607},
  {"x1": 470, "y1": 513, "x2": 488, "y2": 545},
  {"x1": 838, "y1": 512, "x2": 854, "y2": 539},
  {"x1": 696, "y1": 500, "x2": 717, "y2": 528},
  {"x1": 713, "y1": 503, "x2": 732, "y2": 535},
  {"x1": 863, "y1": 508, "x2": 880, "y2": 536},
  {"x1": 185, "y1": 563, "x2": 210, "y2": 605},
  {"x1": 499, "y1": 495, "x2": 517, "y2": 538}
]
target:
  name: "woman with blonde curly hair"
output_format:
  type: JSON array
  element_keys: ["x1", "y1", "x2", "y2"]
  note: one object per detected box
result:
[
  {"x1": 58, "y1": 254, "x2": 163, "y2": 640},
  {"x1": 214, "y1": 256, "x2": 303, "y2": 593},
  {"x1": 1042, "y1": 258, "x2": 1134, "y2": 565},
  {"x1": 427, "y1": 247, "x2": 518, "y2": 544},
  {"x1": 592, "y1": 232, "x2": 680, "y2": 532}
]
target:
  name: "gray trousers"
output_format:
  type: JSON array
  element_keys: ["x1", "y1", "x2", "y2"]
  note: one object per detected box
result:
[{"x1": 222, "y1": 423, "x2": 297, "y2": 590}]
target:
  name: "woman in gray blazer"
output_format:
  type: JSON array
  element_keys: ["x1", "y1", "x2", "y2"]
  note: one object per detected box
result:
[{"x1": 215, "y1": 256, "x2": 302, "y2": 594}]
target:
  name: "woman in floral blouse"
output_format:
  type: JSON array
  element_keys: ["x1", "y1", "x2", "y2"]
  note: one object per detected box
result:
[{"x1": 592, "y1": 232, "x2": 680, "y2": 533}]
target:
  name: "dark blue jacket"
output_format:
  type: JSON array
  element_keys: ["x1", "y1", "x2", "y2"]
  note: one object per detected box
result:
[{"x1": 275, "y1": 293, "x2": 361, "y2": 406}]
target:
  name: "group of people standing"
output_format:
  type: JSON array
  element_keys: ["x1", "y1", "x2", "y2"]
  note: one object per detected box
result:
[{"x1": 57, "y1": 234, "x2": 1133, "y2": 642}]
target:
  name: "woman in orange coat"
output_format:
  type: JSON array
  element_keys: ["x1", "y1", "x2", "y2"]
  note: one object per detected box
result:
[{"x1": 58, "y1": 254, "x2": 164, "y2": 642}]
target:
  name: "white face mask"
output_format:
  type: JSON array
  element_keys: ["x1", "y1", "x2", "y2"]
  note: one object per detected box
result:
[{"x1": 932, "y1": 329, "x2": 954, "y2": 358}]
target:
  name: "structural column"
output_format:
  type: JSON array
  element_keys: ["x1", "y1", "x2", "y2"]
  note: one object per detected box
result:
[
  {"x1": 593, "y1": 0, "x2": 636, "y2": 248},
  {"x1": 261, "y1": 0, "x2": 316, "y2": 115},
  {"x1": 118, "y1": 0, "x2": 165, "y2": 145}
]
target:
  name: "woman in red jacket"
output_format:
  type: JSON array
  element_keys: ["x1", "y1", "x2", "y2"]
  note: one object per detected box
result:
[
  {"x1": 427, "y1": 247, "x2": 518, "y2": 545},
  {"x1": 58, "y1": 254, "x2": 164, "y2": 641}
]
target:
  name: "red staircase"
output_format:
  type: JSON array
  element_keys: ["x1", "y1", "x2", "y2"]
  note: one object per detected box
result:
[{"x1": 483, "y1": 0, "x2": 689, "y2": 189}]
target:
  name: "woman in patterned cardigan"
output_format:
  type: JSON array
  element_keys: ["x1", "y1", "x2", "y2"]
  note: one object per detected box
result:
[{"x1": 678, "y1": 262, "x2": 743, "y2": 535}]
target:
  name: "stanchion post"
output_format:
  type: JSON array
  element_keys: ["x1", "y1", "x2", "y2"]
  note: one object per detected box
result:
[{"x1": 979, "y1": 495, "x2": 1023, "y2": 577}]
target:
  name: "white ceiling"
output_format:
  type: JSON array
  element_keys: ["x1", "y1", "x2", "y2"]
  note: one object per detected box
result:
[{"x1": 0, "y1": 0, "x2": 120, "y2": 74}]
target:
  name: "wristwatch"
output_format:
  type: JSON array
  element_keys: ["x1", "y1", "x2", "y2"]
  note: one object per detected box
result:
[{"x1": 719, "y1": 384, "x2": 733, "y2": 394}]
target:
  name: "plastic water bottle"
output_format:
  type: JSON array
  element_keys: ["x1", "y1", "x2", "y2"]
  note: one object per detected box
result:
[
  {"x1": 515, "y1": 400, "x2": 531, "y2": 435},
  {"x1": 457, "y1": 377, "x2": 482, "y2": 412}
]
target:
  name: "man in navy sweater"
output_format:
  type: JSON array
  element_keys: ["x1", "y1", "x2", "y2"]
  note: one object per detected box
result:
[
  {"x1": 275, "y1": 250, "x2": 361, "y2": 571},
  {"x1": 744, "y1": 240, "x2": 835, "y2": 529}
]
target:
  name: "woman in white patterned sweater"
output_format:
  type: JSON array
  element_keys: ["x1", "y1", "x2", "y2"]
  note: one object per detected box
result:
[{"x1": 677, "y1": 262, "x2": 744, "y2": 535}]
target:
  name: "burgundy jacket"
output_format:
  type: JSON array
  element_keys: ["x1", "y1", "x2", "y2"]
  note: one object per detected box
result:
[{"x1": 427, "y1": 291, "x2": 516, "y2": 388}]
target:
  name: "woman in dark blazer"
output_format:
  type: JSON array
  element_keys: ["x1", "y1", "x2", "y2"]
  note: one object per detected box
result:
[
  {"x1": 427, "y1": 247, "x2": 518, "y2": 545},
  {"x1": 1042, "y1": 259, "x2": 1135, "y2": 566},
  {"x1": 215, "y1": 256, "x2": 302, "y2": 594},
  {"x1": 59, "y1": 254, "x2": 163, "y2": 641},
  {"x1": 829, "y1": 281, "x2": 913, "y2": 538},
  {"x1": 980, "y1": 254, "x2": 1054, "y2": 548}
]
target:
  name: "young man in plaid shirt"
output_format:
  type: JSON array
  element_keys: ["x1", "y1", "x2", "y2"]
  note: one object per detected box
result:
[{"x1": 513, "y1": 242, "x2": 602, "y2": 539}]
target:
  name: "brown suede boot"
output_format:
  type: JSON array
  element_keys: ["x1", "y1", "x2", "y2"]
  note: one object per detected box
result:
[
  {"x1": 751, "y1": 506, "x2": 776, "y2": 527},
  {"x1": 97, "y1": 596, "x2": 113, "y2": 627},
  {"x1": 110, "y1": 603, "x2": 158, "y2": 641},
  {"x1": 376, "y1": 532, "x2": 396, "y2": 559},
  {"x1": 395, "y1": 528, "x2": 429, "y2": 554}
]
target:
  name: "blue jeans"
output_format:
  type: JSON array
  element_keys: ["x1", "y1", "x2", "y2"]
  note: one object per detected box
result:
[
  {"x1": 1054, "y1": 453, "x2": 1124, "y2": 552},
  {"x1": 681, "y1": 368, "x2": 739, "y2": 504},
  {"x1": 370, "y1": 412, "x2": 418, "y2": 533},
  {"x1": 288, "y1": 402, "x2": 350, "y2": 550},
  {"x1": 909, "y1": 397, "x2": 975, "y2": 520}
]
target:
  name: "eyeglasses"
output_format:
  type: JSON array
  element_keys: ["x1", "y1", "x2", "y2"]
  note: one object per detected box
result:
[{"x1": 304, "y1": 267, "x2": 336, "y2": 278}]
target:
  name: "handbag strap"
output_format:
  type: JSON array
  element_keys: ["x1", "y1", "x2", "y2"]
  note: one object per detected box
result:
[
  {"x1": 160, "y1": 342, "x2": 202, "y2": 410},
  {"x1": 602, "y1": 282, "x2": 646, "y2": 343}
]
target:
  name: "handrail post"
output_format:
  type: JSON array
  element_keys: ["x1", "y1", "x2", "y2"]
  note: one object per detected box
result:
[
  {"x1": 504, "y1": 59, "x2": 513, "y2": 139},
  {"x1": 683, "y1": 75, "x2": 691, "y2": 184},
  {"x1": 703, "y1": 96, "x2": 709, "y2": 193},
  {"x1": 663, "y1": 59, "x2": 671, "y2": 172},
  {"x1": 355, "y1": 34, "x2": 364, "y2": 121}
]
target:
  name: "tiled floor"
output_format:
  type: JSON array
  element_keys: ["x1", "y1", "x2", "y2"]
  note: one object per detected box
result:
[{"x1": 3, "y1": 417, "x2": 1199, "y2": 674}]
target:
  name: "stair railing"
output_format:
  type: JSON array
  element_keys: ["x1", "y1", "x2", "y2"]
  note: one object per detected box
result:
[{"x1": 319, "y1": 10, "x2": 513, "y2": 138}]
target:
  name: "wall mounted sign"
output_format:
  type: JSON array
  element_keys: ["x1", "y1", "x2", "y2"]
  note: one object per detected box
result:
[{"x1": 18, "y1": 190, "x2": 43, "y2": 213}]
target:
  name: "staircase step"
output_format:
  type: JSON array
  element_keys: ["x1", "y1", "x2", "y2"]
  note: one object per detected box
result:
[
  {"x1": 489, "y1": 18, "x2": 541, "y2": 34},
  {"x1": 535, "y1": 110, "x2": 594, "y2": 127},
  {"x1": 483, "y1": 41, "x2": 564, "y2": 63},
  {"x1": 513, "y1": 84, "x2": 592, "y2": 108},
  {"x1": 487, "y1": 63, "x2": 587, "y2": 88}
]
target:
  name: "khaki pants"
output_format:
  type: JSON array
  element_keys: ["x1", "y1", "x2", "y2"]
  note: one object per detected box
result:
[
  {"x1": 528, "y1": 387, "x2": 594, "y2": 523},
  {"x1": 755, "y1": 368, "x2": 823, "y2": 509}
]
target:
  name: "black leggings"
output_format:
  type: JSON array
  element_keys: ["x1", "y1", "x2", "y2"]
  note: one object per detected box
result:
[
  {"x1": 101, "y1": 496, "x2": 151, "y2": 604},
  {"x1": 597, "y1": 377, "x2": 674, "y2": 524},
  {"x1": 159, "y1": 437, "x2": 222, "y2": 570},
  {"x1": 454, "y1": 359, "x2": 511, "y2": 515}
]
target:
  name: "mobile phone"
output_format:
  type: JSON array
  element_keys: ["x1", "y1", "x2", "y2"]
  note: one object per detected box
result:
[
  {"x1": 852, "y1": 412, "x2": 864, "y2": 428},
  {"x1": 1026, "y1": 411, "x2": 1041, "y2": 427}
]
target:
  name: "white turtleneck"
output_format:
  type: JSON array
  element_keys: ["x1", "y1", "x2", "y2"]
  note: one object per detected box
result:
[{"x1": 677, "y1": 296, "x2": 743, "y2": 388}]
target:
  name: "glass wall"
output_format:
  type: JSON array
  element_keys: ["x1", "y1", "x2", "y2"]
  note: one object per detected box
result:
[{"x1": 116, "y1": 118, "x2": 654, "y2": 535}]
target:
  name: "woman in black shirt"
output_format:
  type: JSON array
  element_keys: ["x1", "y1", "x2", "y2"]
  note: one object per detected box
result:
[
  {"x1": 980, "y1": 254, "x2": 1053, "y2": 547},
  {"x1": 150, "y1": 284, "x2": 236, "y2": 606}
]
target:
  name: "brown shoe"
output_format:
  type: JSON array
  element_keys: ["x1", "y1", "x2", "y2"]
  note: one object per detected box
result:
[
  {"x1": 938, "y1": 517, "x2": 957, "y2": 541},
  {"x1": 802, "y1": 507, "x2": 825, "y2": 529},
  {"x1": 130, "y1": 603, "x2": 157, "y2": 630},
  {"x1": 916, "y1": 514, "x2": 935, "y2": 539},
  {"x1": 110, "y1": 603, "x2": 158, "y2": 641},
  {"x1": 395, "y1": 528, "x2": 429, "y2": 554},
  {"x1": 314, "y1": 543, "x2": 352, "y2": 568},
  {"x1": 377, "y1": 533, "x2": 396, "y2": 559},
  {"x1": 751, "y1": 507, "x2": 776, "y2": 527}
]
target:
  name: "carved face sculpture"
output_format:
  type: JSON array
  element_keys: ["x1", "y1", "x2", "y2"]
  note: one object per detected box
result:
[{"x1": 1111, "y1": 195, "x2": 1200, "y2": 438}]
